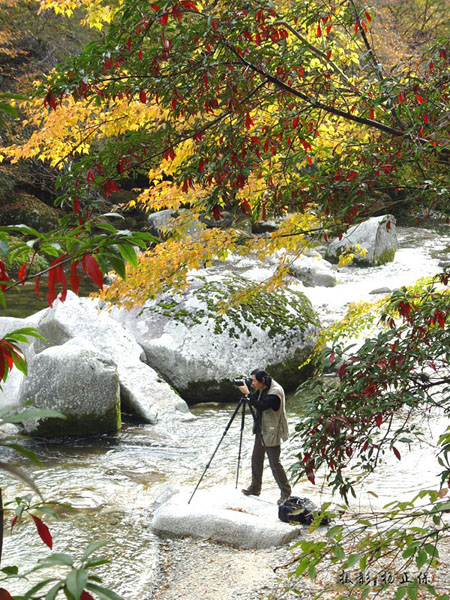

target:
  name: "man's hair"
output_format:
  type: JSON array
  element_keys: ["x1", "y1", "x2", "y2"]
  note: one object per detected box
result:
[{"x1": 252, "y1": 369, "x2": 270, "y2": 383}]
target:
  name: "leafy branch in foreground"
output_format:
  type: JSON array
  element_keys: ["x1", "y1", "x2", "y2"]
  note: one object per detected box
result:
[
  {"x1": 285, "y1": 491, "x2": 450, "y2": 600},
  {"x1": 292, "y1": 271, "x2": 450, "y2": 498}
]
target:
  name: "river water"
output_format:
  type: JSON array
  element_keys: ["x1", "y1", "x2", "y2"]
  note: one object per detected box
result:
[{"x1": 0, "y1": 224, "x2": 449, "y2": 598}]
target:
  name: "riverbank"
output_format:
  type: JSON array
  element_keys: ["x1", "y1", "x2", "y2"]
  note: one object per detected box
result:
[
  {"x1": 152, "y1": 536, "x2": 298, "y2": 600},
  {"x1": 152, "y1": 527, "x2": 450, "y2": 600}
]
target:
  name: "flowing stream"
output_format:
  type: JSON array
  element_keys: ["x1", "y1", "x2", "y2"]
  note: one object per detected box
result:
[{"x1": 0, "y1": 224, "x2": 449, "y2": 598}]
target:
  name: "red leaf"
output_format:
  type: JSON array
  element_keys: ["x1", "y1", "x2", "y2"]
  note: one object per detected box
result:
[
  {"x1": 87, "y1": 169, "x2": 96, "y2": 184},
  {"x1": 292, "y1": 117, "x2": 299, "y2": 128},
  {"x1": 139, "y1": 89, "x2": 147, "y2": 104},
  {"x1": 415, "y1": 94, "x2": 424, "y2": 104},
  {"x1": 393, "y1": 447, "x2": 401, "y2": 460},
  {"x1": 85, "y1": 255, "x2": 104, "y2": 289},
  {"x1": 150, "y1": 3, "x2": 159, "y2": 9},
  {"x1": 369, "y1": 108, "x2": 374, "y2": 120},
  {"x1": 211, "y1": 18, "x2": 218, "y2": 30},
  {"x1": 326, "y1": 49, "x2": 332, "y2": 61},
  {"x1": 386, "y1": 220, "x2": 391, "y2": 230},
  {"x1": 31, "y1": 515, "x2": 53, "y2": 549},
  {"x1": 0, "y1": 589, "x2": 13, "y2": 600},
  {"x1": 354, "y1": 22, "x2": 359, "y2": 33},
  {"x1": 70, "y1": 261, "x2": 81, "y2": 295},
  {"x1": 161, "y1": 13, "x2": 168, "y2": 26},
  {"x1": 323, "y1": 233, "x2": 328, "y2": 242},
  {"x1": 317, "y1": 23, "x2": 322, "y2": 37},
  {"x1": 212, "y1": 205, "x2": 224, "y2": 221},
  {"x1": 329, "y1": 352, "x2": 335, "y2": 364},
  {"x1": 45, "y1": 91, "x2": 57, "y2": 111},
  {"x1": 326, "y1": 24, "x2": 332, "y2": 35},
  {"x1": 244, "y1": 112, "x2": 254, "y2": 130},
  {"x1": 10, "y1": 516, "x2": 18, "y2": 532},
  {"x1": 46, "y1": 257, "x2": 67, "y2": 306},
  {"x1": 18, "y1": 264, "x2": 27, "y2": 286},
  {"x1": 73, "y1": 197, "x2": 80, "y2": 213},
  {"x1": 181, "y1": 0, "x2": 198, "y2": 10},
  {"x1": 376, "y1": 414, "x2": 383, "y2": 427},
  {"x1": 365, "y1": 11, "x2": 371, "y2": 21},
  {"x1": 127, "y1": 36, "x2": 132, "y2": 51},
  {"x1": 80, "y1": 592, "x2": 95, "y2": 600},
  {"x1": 138, "y1": 50, "x2": 143, "y2": 60},
  {"x1": 240, "y1": 199, "x2": 251, "y2": 216},
  {"x1": 0, "y1": 260, "x2": 10, "y2": 292}
]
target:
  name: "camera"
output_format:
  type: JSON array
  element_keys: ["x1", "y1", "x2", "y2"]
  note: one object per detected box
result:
[{"x1": 233, "y1": 377, "x2": 252, "y2": 390}]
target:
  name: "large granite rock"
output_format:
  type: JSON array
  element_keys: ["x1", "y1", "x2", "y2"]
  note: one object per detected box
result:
[
  {"x1": 152, "y1": 486, "x2": 303, "y2": 549},
  {"x1": 325, "y1": 215, "x2": 398, "y2": 266},
  {"x1": 33, "y1": 292, "x2": 189, "y2": 423},
  {"x1": 108, "y1": 272, "x2": 320, "y2": 403},
  {"x1": 19, "y1": 340, "x2": 120, "y2": 436}
]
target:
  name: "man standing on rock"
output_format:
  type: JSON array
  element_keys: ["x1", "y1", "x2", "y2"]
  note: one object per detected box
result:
[{"x1": 237, "y1": 369, "x2": 292, "y2": 505}]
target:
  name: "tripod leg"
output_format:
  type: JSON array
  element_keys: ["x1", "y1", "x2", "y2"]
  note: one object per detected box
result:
[
  {"x1": 235, "y1": 398, "x2": 246, "y2": 488},
  {"x1": 188, "y1": 396, "x2": 246, "y2": 504}
]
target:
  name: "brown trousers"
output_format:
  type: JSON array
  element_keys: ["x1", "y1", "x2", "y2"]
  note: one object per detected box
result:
[{"x1": 250, "y1": 433, "x2": 291, "y2": 498}]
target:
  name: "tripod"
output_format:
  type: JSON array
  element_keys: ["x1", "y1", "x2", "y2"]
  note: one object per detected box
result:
[{"x1": 188, "y1": 393, "x2": 284, "y2": 504}]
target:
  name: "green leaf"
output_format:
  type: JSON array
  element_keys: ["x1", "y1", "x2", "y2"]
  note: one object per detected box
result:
[
  {"x1": 0, "y1": 102, "x2": 18, "y2": 117},
  {"x1": 39, "y1": 553, "x2": 74, "y2": 568},
  {"x1": 424, "y1": 543, "x2": 438, "y2": 557},
  {"x1": 308, "y1": 562, "x2": 316, "y2": 579},
  {"x1": 36, "y1": 506, "x2": 59, "y2": 519},
  {"x1": 5, "y1": 408, "x2": 67, "y2": 423},
  {"x1": 342, "y1": 554, "x2": 363, "y2": 569},
  {"x1": 1, "y1": 444, "x2": 41, "y2": 466},
  {"x1": 65, "y1": 568, "x2": 87, "y2": 600},
  {"x1": 85, "y1": 582, "x2": 124, "y2": 600},
  {"x1": 108, "y1": 254, "x2": 126, "y2": 280},
  {"x1": 326, "y1": 525, "x2": 343, "y2": 539},
  {"x1": 23, "y1": 578, "x2": 57, "y2": 599},
  {"x1": 332, "y1": 544, "x2": 345, "y2": 560},
  {"x1": 84, "y1": 557, "x2": 110, "y2": 569},
  {"x1": 408, "y1": 583, "x2": 418, "y2": 600},
  {"x1": 45, "y1": 581, "x2": 65, "y2": 600},
  {"x1": 403, "y1": 545, "x2": 417, "y2": 559},
  {"x1": 416, "y1": 549, "x2": 428, "y2": 569},
  {"x1": 81, "y1": 540, "x2": 108, "y2": 562},
  {"x1": 117, "y1": 242, "x2": 137, "y2": 267},
  {"x1": 94, "y1": 222, "x2": 118, "y2": 234},
  {"x1": 1, "y1": 565, "x2": 19, "y2": 575},
  {"x1": 394, "y1": 588, "x2": 407, "y2": 600}
]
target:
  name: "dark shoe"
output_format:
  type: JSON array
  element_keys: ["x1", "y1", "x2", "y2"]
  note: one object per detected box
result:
[
  {"x1": 242, "y1": 488, "x2": 260, "y2": 497},
  {"x1": 277, "y1": 495, "x2": 290, "y2": 506}
]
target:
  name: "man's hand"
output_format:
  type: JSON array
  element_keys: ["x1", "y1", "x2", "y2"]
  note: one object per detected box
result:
[{"x1": 238, "y1": 384, "x2": 250, "y2": 395}]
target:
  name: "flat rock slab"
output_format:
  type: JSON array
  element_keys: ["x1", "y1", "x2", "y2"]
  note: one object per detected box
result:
[{"x1": 152, "y1": 486, "x2": 303, "y2": 549}]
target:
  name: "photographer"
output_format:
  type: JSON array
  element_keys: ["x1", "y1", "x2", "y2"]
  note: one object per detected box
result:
[{"x1": 237, "y1": 369, "x2": 292, "y2": 505}]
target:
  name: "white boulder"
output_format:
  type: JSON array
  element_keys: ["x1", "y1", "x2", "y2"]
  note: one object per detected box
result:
[
  {"x1": 152, "y1": 486, "x2": 303, "y2": 549},
  {"x1": 33, "y1": 292, "x2": 189, "y2": 423},
  {"x1": 108, "y1": 271, "x2": 320, "y2": 403},
  {"x1": 19, "y1": 341, "x2": 120, "y2": 436},
  {"x1": 326, "y1": 214, "x2": 398, "y2": 266}
]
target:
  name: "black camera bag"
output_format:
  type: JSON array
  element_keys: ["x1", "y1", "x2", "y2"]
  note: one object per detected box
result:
[{"x1": 278, "y1": 496, "x2": 329, "y2": 525}]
